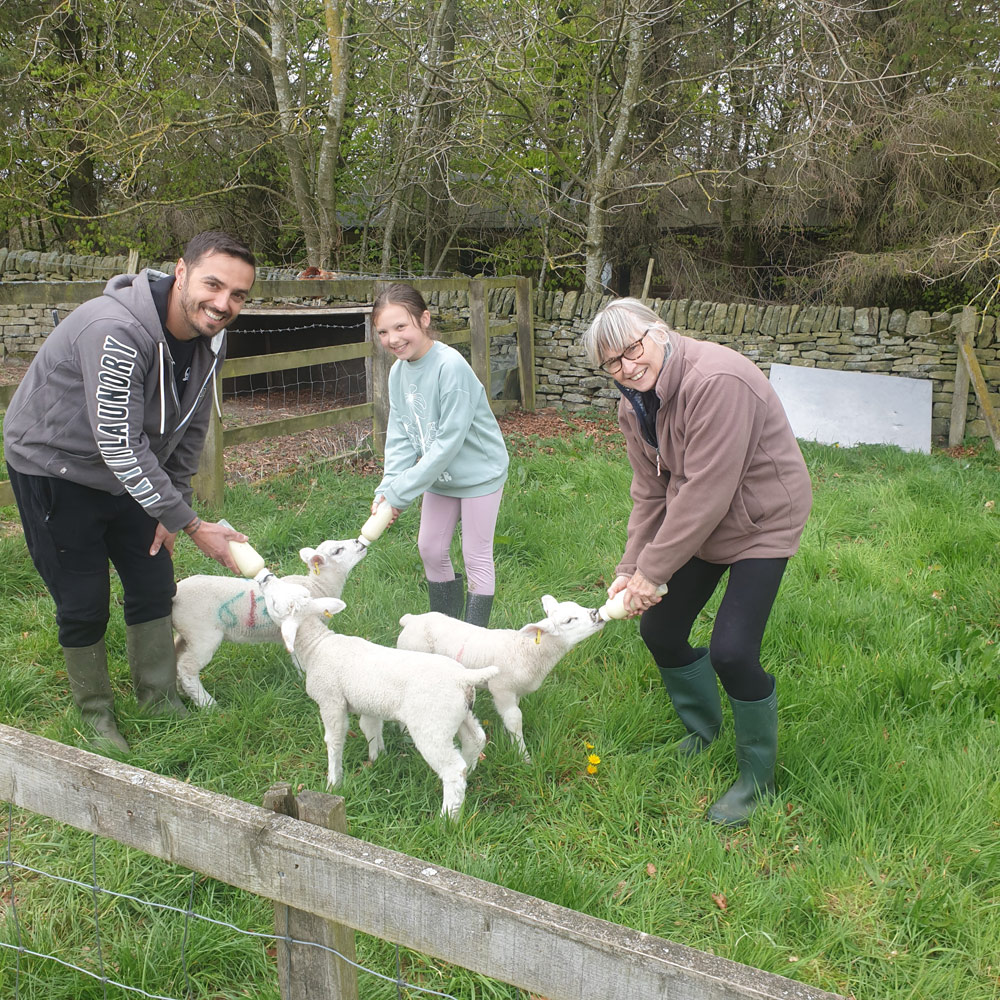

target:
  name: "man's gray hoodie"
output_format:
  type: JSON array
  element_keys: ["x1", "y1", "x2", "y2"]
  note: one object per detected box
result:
[{"x1": 3, "y1": 270, "x2": 226, "y2": 533}]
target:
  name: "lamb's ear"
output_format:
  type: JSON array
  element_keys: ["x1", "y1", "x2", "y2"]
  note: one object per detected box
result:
[
  {"x1": 280, "y1": 619, "x2": 299, "y2": 654},
  {"x1": 519, "y1": 619, "x2": 557, "y2": 636},
  {"x1": 541, "y1": 594, "x2": 558, "y2": 616},
  {"x1": 299, "y1": 547, "x2": 323, "y2": 574},
  {"x1": 315, "y1": 597, "x2": 346, "y2": 617}
]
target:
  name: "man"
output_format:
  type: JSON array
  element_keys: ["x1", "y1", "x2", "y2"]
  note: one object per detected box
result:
[{"x1": 4, "y1": 231, "x2": 257, "y2": 752}]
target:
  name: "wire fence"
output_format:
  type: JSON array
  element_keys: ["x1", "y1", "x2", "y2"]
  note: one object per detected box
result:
[{"x1": 2, "y1": 802, "x2": 466, "y2": 1000}]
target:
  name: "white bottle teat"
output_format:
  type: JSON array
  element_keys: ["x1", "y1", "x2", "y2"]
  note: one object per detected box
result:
[
  {"x1": 219, "y1": 518, "x2": 267, "y2": 578},
  {"x1": 598, "y1": 583, "x2": 668, "y2": 621},
  {"x1": 359, "y1": 499, "x2": 394, "y2": 546}
]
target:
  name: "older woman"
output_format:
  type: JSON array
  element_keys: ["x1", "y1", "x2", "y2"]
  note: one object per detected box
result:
[{"x1": 583, "y1": 298, "x2": 812, "y2": 826}]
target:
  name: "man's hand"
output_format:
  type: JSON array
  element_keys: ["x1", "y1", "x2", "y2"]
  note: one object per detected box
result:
[
  {"x1": 150, "y1": 523, "x2": 178, "y2": 557},
  {"x1": 183, "y1": 516, "x2": 245, "y2": 573}
]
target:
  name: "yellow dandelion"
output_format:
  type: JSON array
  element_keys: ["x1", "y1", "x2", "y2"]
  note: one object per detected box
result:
[
  {"x1": 586, "y1": 763, "x2": 598, "y2": 775},
  {"x1": 585, "y1": 742, "x2": 594, "y2": 750},
  {"x1": 588, "y1": 753, "x2": 601, "y2": 766}
]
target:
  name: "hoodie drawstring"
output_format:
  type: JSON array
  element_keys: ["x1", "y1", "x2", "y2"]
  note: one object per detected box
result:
[
  {"x1": 158, "y1": 341, "x2": 166, "y2": 434},
  {"x1": 212, "y1": 365, "x2": 222, "y2": 419}
]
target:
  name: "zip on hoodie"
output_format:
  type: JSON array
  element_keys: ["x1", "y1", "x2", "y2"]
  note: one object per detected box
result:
[
  {"x1": 162, "y1": 344, "x2": 221, "y2": 442},
  {"x1": 618, "y1": 382, "x2": 665, "y2": 477}
]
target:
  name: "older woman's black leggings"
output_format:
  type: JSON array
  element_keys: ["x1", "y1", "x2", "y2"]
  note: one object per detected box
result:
[{"x1": 639, "y1": 555, "x2": 788, "y2": 702}]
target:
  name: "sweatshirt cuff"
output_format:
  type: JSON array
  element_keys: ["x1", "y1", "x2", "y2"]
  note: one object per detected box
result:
[{"x1": 162, "y1": 501, "x2": 197, "y2": 534}]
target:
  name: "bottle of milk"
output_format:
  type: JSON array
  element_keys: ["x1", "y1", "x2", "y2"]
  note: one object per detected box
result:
[
  {"x1": 598, "y1": 583, "x2": 668, "y2": 621},
  {"x1": 218, "y1": 519, "x2": 267, "y2": 578},
  {"x1": 359, "y1": 499, "x2": 395, "y2": 546}
]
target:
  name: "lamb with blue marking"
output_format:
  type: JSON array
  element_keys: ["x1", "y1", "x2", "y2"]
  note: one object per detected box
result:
[{"x1": 172, "y1": 538, "x2": 367, "y2": 708}]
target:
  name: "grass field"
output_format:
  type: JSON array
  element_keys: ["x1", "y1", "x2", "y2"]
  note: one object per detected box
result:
[{"x1": 1, "y1": 415, "x2": 998, "y2": 999}]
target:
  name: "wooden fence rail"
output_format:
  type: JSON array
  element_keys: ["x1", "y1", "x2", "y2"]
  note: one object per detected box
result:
[{"x1": 0, "y1": 725, "x2": 845, "y2": 1000}]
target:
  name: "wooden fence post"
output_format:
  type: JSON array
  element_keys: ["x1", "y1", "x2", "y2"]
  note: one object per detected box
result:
[
  {"x1": 192, "y1": 375, "x2": 225, "y2": 507},
  {"x1": 515, "y1": 276, "x2": 536, "y2": 412},
  {"x1": 263, "y1": 783, "x2": 359, "y2": 1000},
  {"x1": 952, "y1": 305, "x2": 1000, "y2": 450},
  {"x1": 640, "y1": 257, "x2": 654, "y2": 300},
  {"x1": 468, "y1": 279, "x2": 489, "y2": 396},
  {"x1": 370, "y1": 281, "x2": 393, "y2": 457},
  {"x1": 948, "y1": 307, "x2": 974, "y2": 447}
]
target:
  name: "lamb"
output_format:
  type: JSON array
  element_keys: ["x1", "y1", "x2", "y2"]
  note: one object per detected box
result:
[
  {"x1": 257, "y1": 571, "x2": 498, "y2": 819},
  {"x1": 172, "y1": 538, "x2": 367, "y2": 708},
  {"x1": 396, "y1": 595, "x2": 606, "y2": 762}
]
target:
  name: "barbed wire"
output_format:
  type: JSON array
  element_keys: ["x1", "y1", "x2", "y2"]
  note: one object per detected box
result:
[{"x1": 2, "y1": 801, "x2": 462, "y2": 1000}]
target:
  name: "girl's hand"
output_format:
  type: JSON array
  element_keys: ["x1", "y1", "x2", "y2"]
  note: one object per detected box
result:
[{"x1": 372, "y1": 495, "x2": 401, "y2": 528}]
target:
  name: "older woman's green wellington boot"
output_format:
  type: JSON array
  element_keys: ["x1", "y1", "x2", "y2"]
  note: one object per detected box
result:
[
  {"x1": 706, "y1": 678, "x2": 777, "y2": 827},
  {"x1": 657, "y1": 649, "x2": 722, "y2": 755}
]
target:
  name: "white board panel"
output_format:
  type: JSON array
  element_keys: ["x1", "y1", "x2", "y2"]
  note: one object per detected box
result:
[{"x1": 768, "y1": 363, "x2": 932, "y2": 454}]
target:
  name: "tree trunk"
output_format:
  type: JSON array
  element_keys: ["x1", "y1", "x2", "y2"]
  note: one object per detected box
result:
[{"x1": 583, "y1": 5, "x2": 645, "y2": 293}]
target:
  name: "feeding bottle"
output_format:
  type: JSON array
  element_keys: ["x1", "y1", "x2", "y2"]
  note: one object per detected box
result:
[
  {"x1": 218, "y1": 519, "x2": 267, "y2": 578},
  {"x1": 598, "y1": 583, "x2": 668, "y2": 621},
  {"x1": 359, "y1": 499, "x2": 394, "y2": 546}
]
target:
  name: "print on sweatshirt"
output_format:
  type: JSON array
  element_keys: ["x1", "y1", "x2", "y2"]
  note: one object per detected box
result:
[{"x1": 401, "y1": 382, "x2": 453, "y2": 483}]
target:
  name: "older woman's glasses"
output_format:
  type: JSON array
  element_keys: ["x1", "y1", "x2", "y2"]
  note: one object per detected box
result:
[{"x1": 599, "y1": 328, "x2": 652, "y2": 375}]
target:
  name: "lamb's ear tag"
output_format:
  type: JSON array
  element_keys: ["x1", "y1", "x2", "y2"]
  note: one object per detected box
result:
[
  {"x1": 312, "y1": 564, "x2": 320, "y2": 576},
  {"x1": 535, "y1": 628, "x2": 541, "y2": 645}
]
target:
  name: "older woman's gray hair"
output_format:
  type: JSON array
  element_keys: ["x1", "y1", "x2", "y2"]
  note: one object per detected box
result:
[{"x1": 581, "y1": 297, "x2": 673, "y2": 370}]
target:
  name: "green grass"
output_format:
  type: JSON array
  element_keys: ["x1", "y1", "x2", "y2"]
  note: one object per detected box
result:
[{"x1": 2, "y1": 421, "x2": 999, "y2": 1000}]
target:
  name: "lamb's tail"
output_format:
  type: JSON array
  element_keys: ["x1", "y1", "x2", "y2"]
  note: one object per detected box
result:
[
  {"x1": 462, "y1": 665, "x2": 499, "y2": 710},
  {"x1": 466, "y1": 665, "x2": 499, "y2": 687},
  {"x1": 398, "y1": 613, "x2": 413, "y2": 628}
]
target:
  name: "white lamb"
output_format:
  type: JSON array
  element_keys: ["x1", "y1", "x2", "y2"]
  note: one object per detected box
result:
[
  {"x1": 396, "y1": 595, "x2": 606, "y2": 762},
  {"x1": 172, "y1": 538, "x2": 367, "y2": 708},
  {"x1": 257, "y1": 571, "x2": 498, "y2": 819}
]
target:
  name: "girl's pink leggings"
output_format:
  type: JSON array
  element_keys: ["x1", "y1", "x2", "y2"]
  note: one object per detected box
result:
[{"x1": 417, "y1": 488, "x2": 504, "y2": 595}]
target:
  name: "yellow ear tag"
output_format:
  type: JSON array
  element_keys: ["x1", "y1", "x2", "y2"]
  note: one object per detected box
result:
[
  {"x1": 535, "y1": 628, "x2": 541, "y2": 644},
  {"x1": 312, "y1": 563, "x2": 320, "y2": 576}
]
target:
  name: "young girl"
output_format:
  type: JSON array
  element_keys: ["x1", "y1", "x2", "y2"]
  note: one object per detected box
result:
[{"x1": 370, "y1": 283, "x2": 509, "y2": 626}]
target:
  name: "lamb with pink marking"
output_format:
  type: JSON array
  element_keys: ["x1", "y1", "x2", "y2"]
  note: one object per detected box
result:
[{"x1": 396, "y1": 596, "x2": 605, "y2": 762}]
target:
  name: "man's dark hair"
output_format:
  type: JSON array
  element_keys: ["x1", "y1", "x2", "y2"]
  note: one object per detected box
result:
[{"x1": 181, "y1": 231, "x2": 256, "y2": 270}]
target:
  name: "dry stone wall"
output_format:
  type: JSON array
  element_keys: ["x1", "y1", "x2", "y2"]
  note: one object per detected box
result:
[
  {"x1": 527, "y1": 289, "x2": 998, "y2": 443},
  {"x1": 1, "y1": 261, "x2": 996, "y2": 442}
]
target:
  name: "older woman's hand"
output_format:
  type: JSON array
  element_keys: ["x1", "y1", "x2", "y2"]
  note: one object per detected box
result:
[{"x1": 622, "y1": 569, "x2": 667, "y2": 618}]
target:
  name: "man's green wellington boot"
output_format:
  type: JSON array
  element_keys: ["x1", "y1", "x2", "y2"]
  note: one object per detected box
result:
[
  {"x1": 63, "y1": 640, "x2": 130, "y2": 752},
  {"x1": 126, "y1": 616, "x2": 188, "y2": 717}
]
